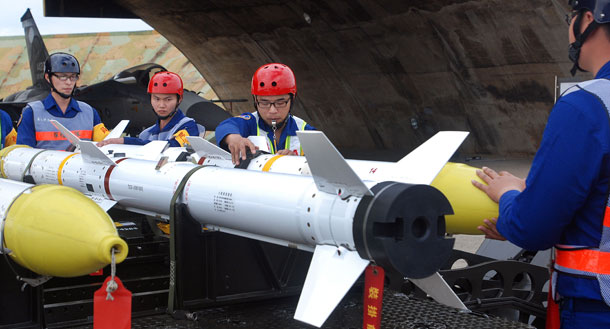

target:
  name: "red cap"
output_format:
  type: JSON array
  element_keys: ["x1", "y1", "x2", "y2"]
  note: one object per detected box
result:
[
  {"x1": 148, "y1": 71, "x2": 183, "y2": 97},
  {"x1": 251, "y1": 63, "x2": 297, "y2": 96}
]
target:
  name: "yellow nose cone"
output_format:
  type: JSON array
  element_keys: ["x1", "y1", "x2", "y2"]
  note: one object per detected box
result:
[
  {"x1": 3, "y1": 184, "x2": 128, "y2": 277},
  {"x1": 431, "y1": 163, "x2": 499, "y2": 235}
]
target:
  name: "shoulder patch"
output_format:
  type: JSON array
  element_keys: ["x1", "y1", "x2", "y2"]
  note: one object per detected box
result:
[{"x1": 239, "y1": 114, "x2": 251, "y2": 120}]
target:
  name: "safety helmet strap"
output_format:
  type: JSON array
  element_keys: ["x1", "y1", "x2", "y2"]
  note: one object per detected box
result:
[{"x1": 569, "y1": 10, "x2": 600, "y2": 75}]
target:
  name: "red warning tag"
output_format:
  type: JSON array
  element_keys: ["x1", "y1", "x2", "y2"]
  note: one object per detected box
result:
[
  {"x1": 362, "y1": 265, "x2": 384, "y2": 329},
  {"x1": 94, "y1": 276, "x2": 132, "y2": 329}
]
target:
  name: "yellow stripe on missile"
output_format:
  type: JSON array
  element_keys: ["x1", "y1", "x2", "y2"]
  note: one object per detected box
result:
[
  {"x1": 262, "y1": 155, "x2": 285, "y2": 172},
  {"x1": 57, "y1": 153, "x2": 78, "y2": 185},
  {"x1": 0, "y1": 145, "x2": 30, "y2": 178}
]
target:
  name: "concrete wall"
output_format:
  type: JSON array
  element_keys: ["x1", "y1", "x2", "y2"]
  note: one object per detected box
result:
[{"x1": 47, "y1": 0, "x2": 592, "y2": 155}]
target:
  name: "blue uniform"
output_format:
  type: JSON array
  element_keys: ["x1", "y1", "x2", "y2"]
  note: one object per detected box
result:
[
  {"x1": 216, "y1": 112, "x2": 316, "y2": 153},
  {"x1": 16, "y1": 94, "x2": 104, "y2": 147},
  {"x1": 0, "y1": 110, "x2": 14, "y2": 148},
  {"x1": 124, "y1": 109, "x2": 200, "y2": 147},
  {"x1": 497, "y1": 62, "x2": 610, "y2": 325}
]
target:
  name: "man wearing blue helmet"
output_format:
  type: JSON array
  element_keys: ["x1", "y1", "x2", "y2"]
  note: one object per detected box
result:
[
  {"x1": 16, "y1": 52, "x2": 109, "y2": 150},
  {"x1": 472, "y1": 1, "x2": 610, "y2": 327}
]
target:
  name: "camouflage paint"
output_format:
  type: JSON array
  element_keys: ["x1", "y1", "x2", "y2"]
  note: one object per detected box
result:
[{"x1": 0, "y1": 30, "x2": 221, "y2": 107}]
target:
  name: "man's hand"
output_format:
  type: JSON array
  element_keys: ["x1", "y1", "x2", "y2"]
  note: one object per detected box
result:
[
  {"x1": 276, "y1": 149, "x2": 294, "y2": 156},
  {"x1": 224, "y1": 134, "x2": 258, "y2": 165},
  {"x1": 96, "y1": 137, "x2": 124, "y2": 147},
  {"x1": 478, "y1": 218, "x2": 506, "y2": 241},
  {"x1": 472, "y1": 167, "x2": 525, "y2": 203}
]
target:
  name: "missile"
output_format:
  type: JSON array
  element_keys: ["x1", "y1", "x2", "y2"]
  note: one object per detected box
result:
[
  {"x1": 0, "y1": 178, "x2": 128, "y2": 277},
  {"x1": 53, "y1": 119, "x2": 498, "y2": 234},
  {"x1": 52, "y1": 119, "x2": 195, "y2": 162},
  {"x1": 185, "y1": 133, "x2": 498, "y2": 235},
  {"x1": 0, "y1": 129, "x2": 462, "y2": 327}
]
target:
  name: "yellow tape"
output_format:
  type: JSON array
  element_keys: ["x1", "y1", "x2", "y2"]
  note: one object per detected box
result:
[
  {"x1": 261, "y1": 155, "x2": 285, "y2": 172},
  {"x1": 57, "y1": 153, "x2": 78, "y2": 185}
]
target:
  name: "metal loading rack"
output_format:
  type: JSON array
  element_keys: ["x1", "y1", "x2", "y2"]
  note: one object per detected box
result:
[{"x1": 2, "y1": 209, "x2": 538, "y2": 329}]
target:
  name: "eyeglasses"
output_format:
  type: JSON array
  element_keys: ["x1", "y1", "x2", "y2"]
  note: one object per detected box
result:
[
  {"x1": 565, "y1": 10, "x2": 580, "y2": 25},
  {"x1": 53, "y1": 74, "x2": 79, "y2": 82},
  {"x1": 257, "y1": 98, "x2": 290, "y2": 109}
]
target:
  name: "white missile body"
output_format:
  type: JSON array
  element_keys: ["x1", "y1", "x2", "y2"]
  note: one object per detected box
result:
[
  {"x1": 189, "y1": 132, "x2": 465, "y2": 186},
  {"x1": 4, "y1": 125, "x2": 467, "y2": 327}
]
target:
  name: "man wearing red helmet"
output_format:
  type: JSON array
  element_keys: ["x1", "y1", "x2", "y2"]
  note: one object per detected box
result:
[
  {"x1": 98, "y1": 71, "x2": 204, "y2": 147},
  {"x1": 16, "y1": 52, "x2": 109, "y2": 150},
  {"x1": 216, "y1": 63, "x2": 316, "y2": 165}
]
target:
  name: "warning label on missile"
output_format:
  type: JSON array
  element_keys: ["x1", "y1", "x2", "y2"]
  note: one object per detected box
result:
[{"x1": 214, "y1": 191, "x2": 235, "y2": 213}]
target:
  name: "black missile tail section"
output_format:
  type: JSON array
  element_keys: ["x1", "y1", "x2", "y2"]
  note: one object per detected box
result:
[{"x1": 353, "y1": 181, "x2": 455, "y2": 279}]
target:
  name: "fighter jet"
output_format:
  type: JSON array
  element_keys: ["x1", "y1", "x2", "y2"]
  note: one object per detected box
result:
[{"x1": 0, "y1": 9, "x2": 231, "y2": 136}]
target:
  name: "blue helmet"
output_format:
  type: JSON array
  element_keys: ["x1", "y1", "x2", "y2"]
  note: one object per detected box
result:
[
  {"x1": 44, "y1": 52, "x2": 80, "y2": 75},
  {"x1": 569, "y1": 0, "x2": 610, "y2": 23},
  {"x1": 44, "y1": 53, "x2": 80, "y2": 99}
]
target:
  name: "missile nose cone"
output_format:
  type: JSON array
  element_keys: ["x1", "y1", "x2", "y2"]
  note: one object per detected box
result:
[
  {"x1": 431, "y1": 163, "x2": 499, "y2": 235},
  {"x1": 98, "y1": 236, "x2": 128, "y2": 264},
  {"x1": 3, "y1": 184, "x2": 128, "y2": 277}
]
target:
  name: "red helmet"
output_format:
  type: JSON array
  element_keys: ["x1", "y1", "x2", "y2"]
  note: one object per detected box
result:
[
  {"x1": 251, "y1": 63, "x2": 297, "y2": 96},
  {"x1": 148, "y1": 71, "x2": 183, "y2": 97}
]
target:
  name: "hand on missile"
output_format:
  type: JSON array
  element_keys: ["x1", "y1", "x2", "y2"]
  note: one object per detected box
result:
[
  {"x1": 478, "y1": 218, "x2": 506, "y2": 241},
  {"x1": 97, "y1": 137, "x2": 124, "y2": 147},
  {"x1": 277, "y1": 149, "x2": 294, "y2": 156},
  {"x1": 471, "y1": 166, "x2": 525, "y2": 203},
  {"x1": 224, "y1": 134, "x2": 258, "y2": 165}
]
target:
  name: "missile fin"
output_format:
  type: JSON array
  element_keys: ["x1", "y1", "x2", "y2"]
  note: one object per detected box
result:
[
  {"x1": 85, "y1": 193, "x2": 118, "y2": 212},
  {"x1": 247, "y1": 135, "x2": 272, "y2": 153},
  {"x1": 409, "y1": 272, "x2": 468, "y2": 310},
  {"x1": 79, "y1": 141, "x2": 116, "y2": 166},
  {"x1": 105, "y1": 120, "x2": 130, "y2": 140},
  {"x1": 294, "y1": 245, "x2": 369, "y2": 327},
  {"x1": 186, "y1": 136, "x2": 231, "y2": 160},
  {"x1": 137, "y1": 141, "x2": 169, "y2": 160},
  {"x1": 50, "y1": 120, "x2": 81, "y2": 146},
  {"x1": 395, "y1": 131, "x2": 469, "y2": 184},
  {"x1": 297, "y1": 131, "x2": 373, "y2": 198}
]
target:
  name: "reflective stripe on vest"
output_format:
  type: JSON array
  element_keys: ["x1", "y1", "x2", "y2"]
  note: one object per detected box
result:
[
  {"x1": 29, "y1": 100, "x2": 94, "y2": 150},
  {"x1": 253, "y1": 112, "x2": 307, "y2": 155},
  {"x1": 553, "y1": 78, "x2": 610, "y2": 306},
  {"x1": 139, "y1": 116, "x2": 195, "y2": 141}
]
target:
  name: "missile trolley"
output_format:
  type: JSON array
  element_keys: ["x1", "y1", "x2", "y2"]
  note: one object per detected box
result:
[{"x1": 0, "y1": 130, "x2": 465, "y2": 327}]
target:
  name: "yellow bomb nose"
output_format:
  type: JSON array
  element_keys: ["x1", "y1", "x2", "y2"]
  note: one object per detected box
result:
[
  {"x1": 431, "y1": 162, "x2": 500, "y2": 235},
  {"x1": 3, "y1": 184, "x2": 128, "y2": 277}
]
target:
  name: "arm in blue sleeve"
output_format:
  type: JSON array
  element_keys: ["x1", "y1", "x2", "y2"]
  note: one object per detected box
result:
[
  {"x1": 167, "y1": 120, "x2": 200, "y2": 147},
  {"x1": 91, "y1": 106, "x2": 103, "y2": 126},
  {"x1": 16, "y1": 107, "x2": 36, "y2": 147},
  {"x1": 496, "y1": 100, "x2": 604, "y2": 250},
  {"x1": 123, "y1": 137, "x2": 150, "y2": 145},
  {"x1": 1, "y1": 111, "x2": 13, "y2": 139},
  {"x1": 304, "y1": 123, "x2": 316, "y2": 130},
  {"x1": 215, "y1": 114, "x2": 254, "y2": 148}
]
